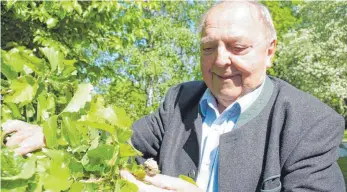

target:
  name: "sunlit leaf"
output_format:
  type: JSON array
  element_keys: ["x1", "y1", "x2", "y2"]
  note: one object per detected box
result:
[
  {"x1": 42, "y1": 161, "x2": 72, "y2": 192},
  {"x1": 78, "y1": 121, "x2": 115, "y2": 133},
  {"x1": 179, "y1": 174, "x2": 197, "y2": 186},
  {"x1": 62, "y1": 83, "x2": 93, "y2": 113},
  {"x1": 61, "y1": 115, "x2": 80, "y2": 147},
  {"x1": 46, "y1": 18, "x2": 58, "y2": 29},
  {"x1": 1, "y1": 148, "x2": 26, "y2": 177},
  {"x1": 4, "y1": 76, "x2": 38, "y2": 105},
  {"x1": 115, "y1": 179, "x2": 138, "y2": 192},
  {"x1": 42, "y1": 115, "x2": 58, "y2": 148},
  {"x1": 117, "y1": 128, "x2": 133, "y2": 143},
  {"x1": 119, "y1": 143, "x2": 141, "y2": 157},
  {"x1": 40, "y1": 47, "x2": 63, "y2": 72},
  {"x1": 70, "y1": 182, "x2": 84, "y2": 192},
  {"x1": 1, "y1": 61, "x2": 17, "y2": 80},
  {"x1": 82, "y1": 144, "x2": 115, "y2": 172},
  {"x1": 2, "y1": 156, "x2": 36, "y2": 180},
  {"x1": 1, "y1": 48, "x2": 25, "y2": 72}
]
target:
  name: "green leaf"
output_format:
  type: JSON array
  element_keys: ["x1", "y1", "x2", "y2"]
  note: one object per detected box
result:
[
  {"x1": 73, "y1": 1, "x2": 83, "y2": 15},
  {"x1": 1, "y1": 179, "x2": 28, "y2": 192},
  {"x1": 5, "y1": 103, "x2": 22, "y2": 119},
  {"x1": 61, "y1": 59, "x2": 77, "y2": 77},
  {"x1": 42, "y1": 160, "x2": 72, "y2": 192},
  {"x1": 62, "y1": 84, "x2": 93, "y2": 113},
  {"x1": 40, "y1": 47, "x2": 63, "y2": 72},
  {"x1": 82, "y1": 144, "x2": 115, "y2": 172},
  {"x1": 1, "y1": 48, "x2": 25, "y2": 72},
  {"x1": 46, "y1": 18, "x2": 58, "y2": 29},
  {"x1": 1, "y1": 148, "x2": 26, "y2": 177},
  {"x1": 37, "y1": 93, "x2": 52, "y2": 122},
  {"x1": 61, "y1": 115, "x2": 80, "y2": 147},
  {"x1": 4, "y1": 76, "x2": 38, "y2": 105},
  {"x1": 179, "y1": 174, "x2": 197, "y2": 186},
  {"x1": 78, "y1": 121, "x2": 116, "y2": 133},
  {"x1": 70, "y1": 182, "x2": 84, "y2": 192},
  {"x1": 40, "y1": 149, "x2": 73, "y2": 191},
  {"x1": 116, "y1": 128, "x2": 133, "y2": 143},
  {"x1": 132, "y1": 168, "x2": 146, "y2": 181},
  {"x1": 2, "y1": 156, "x2": 36, "y2": 181},
  {"x1": 61, "y1": 1, "x2": 74, "y2": 13},
  {"x1": 67, "y1": 156, "x2": 84, "y2": 179},
  {"x1": 115, "y1": 179, "x2": 138, "y2": 192},
  {"x1": 2, "y1": 48, "x2": 45, "y2": 75},
  {"x1": 42, "y1": 148, "x2": 65, "y2": 162},
  {"x1": 88, "y1": 144, "x2": 115, "y2": 160},
  {"x1": 119, "y1": 143, "x2": 141, "y2": 157},
  {"x1": 113, "y1": 107, "x2": 132, "y2": 128},
  {"x1": 1, "y1": 61, "x2": 17, "y2": 80},
  {"x1": 25, "y1": 103, "x2": 35, "y2": 119},
  {"x1": 42, "y1": 115, "x2": 58, "y2": 148},
  {"x1": 83, "y1": 96, "x2": 118, "y2": 126}
]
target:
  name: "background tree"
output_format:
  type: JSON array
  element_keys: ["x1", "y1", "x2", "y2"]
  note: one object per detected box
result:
[{"x1": 274, "y1": 1, "x2": 347, "y2": 124}]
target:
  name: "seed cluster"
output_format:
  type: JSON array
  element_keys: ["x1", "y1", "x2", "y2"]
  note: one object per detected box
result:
[{"x1": 144, "y1": 158, "x2": 160, "y2": 176}]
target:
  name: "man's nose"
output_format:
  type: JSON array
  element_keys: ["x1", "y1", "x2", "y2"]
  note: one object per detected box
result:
[{"x1": 215, "y1": 46, "x2": 231, "y2": 67}]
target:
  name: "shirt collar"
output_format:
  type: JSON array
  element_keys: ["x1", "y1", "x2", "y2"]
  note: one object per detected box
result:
[
  {"x1": 237, "y1": 78, "x2": 265, "y2": 113},
  {"x1": 199, "y1": 78, "x2": 266, "y2": 117}
]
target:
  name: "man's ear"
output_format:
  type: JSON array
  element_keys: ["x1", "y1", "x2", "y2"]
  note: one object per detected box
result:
[{"x1": 266, "y1": 39, "x2": 276, "y2": 68}]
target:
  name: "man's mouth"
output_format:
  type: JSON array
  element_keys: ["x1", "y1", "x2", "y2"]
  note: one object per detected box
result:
[{"x1": 212, "y1": 72, "x2": 240, "y2": 80}]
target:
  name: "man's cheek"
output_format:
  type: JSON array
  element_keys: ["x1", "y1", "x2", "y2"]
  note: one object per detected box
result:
[{"x1": 230, "y1": 56, "x2": 252, "y2": 73}]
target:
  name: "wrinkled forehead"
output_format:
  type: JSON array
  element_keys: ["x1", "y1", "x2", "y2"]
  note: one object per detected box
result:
[{"x1": 202, "y1": 2, "x2": 266, "y2": 40}]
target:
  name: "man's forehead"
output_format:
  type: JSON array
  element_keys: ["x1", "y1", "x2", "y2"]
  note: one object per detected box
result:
[
  {"x1": 200, "y1": 25, "x2": 255, "y2": 44},
  {"x1": 203, "y1": 2, "x2": 263, "y2": 31}
]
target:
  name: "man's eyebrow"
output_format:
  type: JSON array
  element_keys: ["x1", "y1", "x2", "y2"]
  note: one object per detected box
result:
[{"x1": 200, "y1": 36, "x2": 215, "y2": 44}]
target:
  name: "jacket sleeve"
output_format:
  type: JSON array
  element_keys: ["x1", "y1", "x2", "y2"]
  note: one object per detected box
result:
[
  {"x1": 130, "y1": 86, "x2": 177, "y2": 164},
  {"x1": 281, "y1": 112, "x2": 346, "y2": 192}
]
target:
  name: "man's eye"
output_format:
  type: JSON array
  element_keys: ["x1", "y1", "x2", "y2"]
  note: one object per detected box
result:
[
  {"x1": 232, "y1": 46, "x2": 250, "y2": 55},
  {"x1": 233, "y1": 47, "x2": 247, "y2": 52},
  {"x1": 203, "y1": 47, "x2": 214, "y2": 55}
]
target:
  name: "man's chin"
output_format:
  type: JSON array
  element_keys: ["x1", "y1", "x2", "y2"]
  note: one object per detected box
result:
[{"x1": 214, "y1": 89, "x2": 242, "y2": 103}]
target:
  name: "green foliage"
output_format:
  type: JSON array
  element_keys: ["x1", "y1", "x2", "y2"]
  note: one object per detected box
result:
[
  {"x1": 0, "y1": 45, "x2": 141, "y2": 191},
  {"x1": 262, "y1": 1, "x2": 302, "y2": 41},
  {"x1": 274, "y1": 1, "x2": 347, "y2": 121},
  {"x1": 104, "y1": 1, "x2": 213, "y2": 120},
  {"x1": 1, "y1": 0, "x2": 212, "y2": 122}
]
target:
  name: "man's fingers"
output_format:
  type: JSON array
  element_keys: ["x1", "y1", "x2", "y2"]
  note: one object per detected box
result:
[
  {"x1": 2, "y1": 120, "x2": 32, "y2": 134},
  {"x1": 120, "y1": 170, "x2": 174, "y2": 192},
  {"x1": 144, "y1": 174, "x2": 181, "y2": 190},
  {"x1": 144, "y1": 175, "x2": 168, "y2": 189},
  {"x1": 120, "y1": 170, "x2": 153, "y2": 191},
  {"x1": 120, "y1": 170, "x2": 139, "y2": 183},
  {"x1": 5, "y1": 132, "x2": 32, "y2": 147},
  {"x1": 12, "y1": 136, "x2": 45, "y2": 155},
  {"x1": 144, "y1": 174, "x2": 202, "y2": 192},
  {"x1": 15, "y1": 146, "x2": 34, "y2": 156}
]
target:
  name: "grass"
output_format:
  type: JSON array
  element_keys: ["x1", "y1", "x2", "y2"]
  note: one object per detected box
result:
[
  {"x1": 338, "y1": 157, "x2": 347, "y2": 189},
  {"x1": 339, "y1": 130, "x2": 347, "y2": 188}
]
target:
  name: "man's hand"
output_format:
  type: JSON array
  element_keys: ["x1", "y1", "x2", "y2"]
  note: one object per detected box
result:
[
  {"x1": 120, "y1": 170, "x2": 202, "y2": 192},
  {"x1": 2, "y1": 120, "x2": 45, "y2": 155}
]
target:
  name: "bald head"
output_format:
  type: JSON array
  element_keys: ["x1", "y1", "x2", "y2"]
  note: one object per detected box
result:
[{"x1": 199, "y1": 1, "x2": 277, "y2": 42}]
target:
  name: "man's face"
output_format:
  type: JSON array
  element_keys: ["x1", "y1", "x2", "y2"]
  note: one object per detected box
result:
[{"x1": 200, "y1": 3, "x2": 276, "y2": 108}]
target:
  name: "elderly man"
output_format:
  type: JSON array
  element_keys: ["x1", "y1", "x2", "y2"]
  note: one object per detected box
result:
[{"x1": 3, "y1": 1, "x2": 345, "y2": 192}]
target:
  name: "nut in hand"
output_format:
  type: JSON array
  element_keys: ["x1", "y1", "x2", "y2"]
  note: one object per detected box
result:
[{"x1": 144, "y1": 158, "x2": 160, "y2": 176}]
